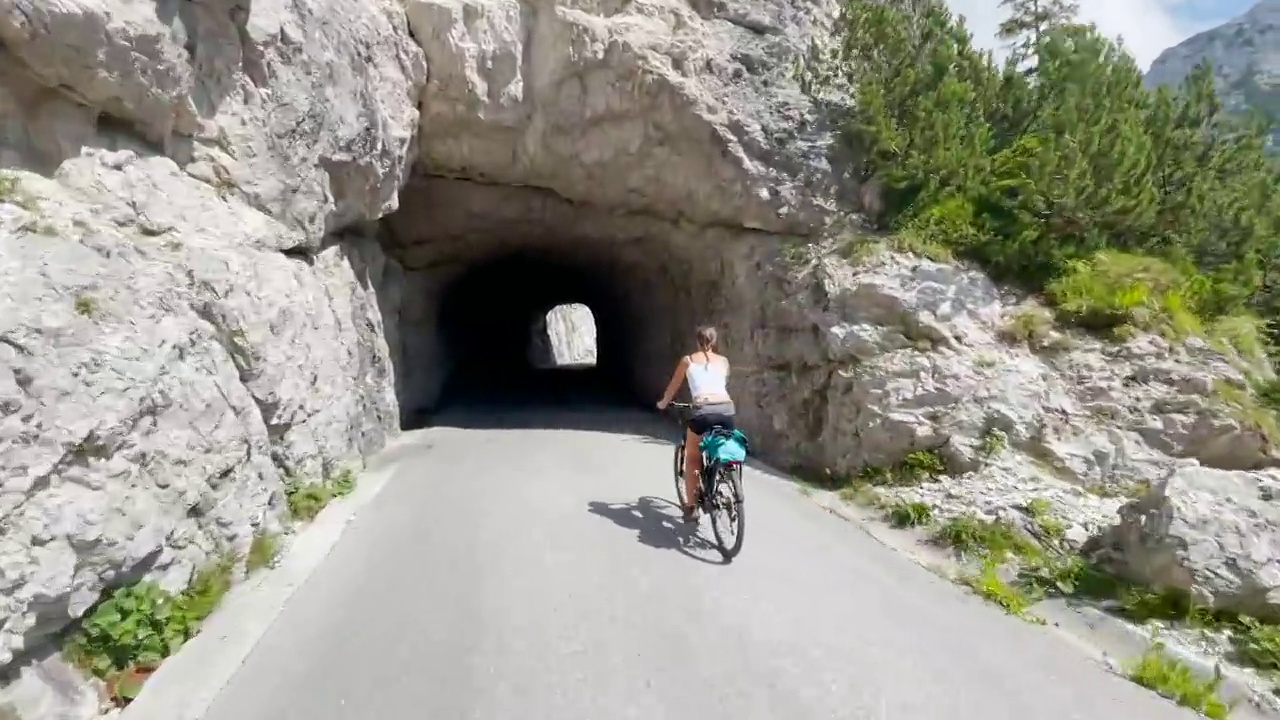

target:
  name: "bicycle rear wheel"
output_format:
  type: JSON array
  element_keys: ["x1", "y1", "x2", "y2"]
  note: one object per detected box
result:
[
  {"x1": 707, "y1": 463, "x2": 745, "y2": 560},
  {"x1": 673, "y1": 441, "x2": 687, "y2": 507}
]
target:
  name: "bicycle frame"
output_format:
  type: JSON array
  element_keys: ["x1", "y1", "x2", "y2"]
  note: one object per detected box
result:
[
  {"x1": 666, "y1": 401, "x2": 746, "y2": 559},
  {"x1": 669, "y1": 402, "x2": 737, "y2": 499}
]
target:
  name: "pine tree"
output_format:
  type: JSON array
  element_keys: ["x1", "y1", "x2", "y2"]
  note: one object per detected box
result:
[
  {"x1": 997, "y1": 0, "x2": 1081, "y2": 67},
  {"x1": 804, "y1": 0, "x2": 1280, "y2": 355}
]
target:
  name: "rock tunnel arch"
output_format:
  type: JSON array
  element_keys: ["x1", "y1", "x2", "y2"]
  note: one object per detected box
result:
[{"x1": 377, "y1": 176, "x2": 776, "y2": 425}]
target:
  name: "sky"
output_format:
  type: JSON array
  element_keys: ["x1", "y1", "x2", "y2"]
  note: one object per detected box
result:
[{"x1": 945, "y1": 0, "x2": 1257, "y2": 71}]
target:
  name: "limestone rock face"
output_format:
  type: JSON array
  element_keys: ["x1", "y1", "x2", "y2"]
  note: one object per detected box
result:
[
  {"x1": 0, "y1": 0, "x2": 426, "y2": 239},
  {"x1": 0, "y1": 151, "x2": 403, "y2": 667},
  {"x1": 0, "y1": 0, "x2": 422, "y2": 674},
  {"x1": 405, "y1": 0, "x2": 843, "y2": 234}
]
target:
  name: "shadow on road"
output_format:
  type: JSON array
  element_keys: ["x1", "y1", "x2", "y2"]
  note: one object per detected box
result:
[{"x1": 587, "y1": 496, "x2": 728, "y2": 566}]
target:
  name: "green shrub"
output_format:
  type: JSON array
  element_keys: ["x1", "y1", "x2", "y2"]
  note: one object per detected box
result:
[
  {"x1": 837, "y1": 482, "x2": 883, "y2": 507},
  {"x1": 329, "y1": 468, "x2": 356, "y2": 498},
  {"x1": 801, "y1": 0, "x2": 1280, "y2": 356},
  {"x1": 284, "y1": 479, "x2": 331, "y2": 522},
  {"x1": 1045, "y1": 251, "x2": 1202, "y2": 339},
  {"x1": 1024, "y1": 498, "x2": 1067, "y2": 542},
  {"x1": 1209, "y1": 313, "x2": 1271, "y2": 361}
]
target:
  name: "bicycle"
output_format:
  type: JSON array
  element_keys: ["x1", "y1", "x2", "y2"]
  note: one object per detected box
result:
[{"x1": 667, "y1": 402, "x2": 746, "y2": 560}]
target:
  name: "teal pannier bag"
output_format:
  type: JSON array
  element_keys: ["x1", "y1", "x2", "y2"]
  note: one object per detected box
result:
[{"x1": 700, "y1": 428, "x2": 749, "y2": 464}]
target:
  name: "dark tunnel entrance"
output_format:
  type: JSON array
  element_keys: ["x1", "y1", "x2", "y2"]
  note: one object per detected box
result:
[
  {"x1": 377, "y1": 175, "x2": 748, "y2": 428},
  {"x1": 436, "y1": 252, "x2": 630, "y2": 408}
]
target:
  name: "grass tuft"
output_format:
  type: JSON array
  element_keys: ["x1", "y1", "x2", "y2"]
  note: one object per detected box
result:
[
  {"x1": 246, "y1": 530, "x2": 281, "y2": 573},
  {"x1": 1126, "y1": 643, "x2": 1231, "y2": 719},
  {"x1": 887, "y1": 500, "x2": 933, "y2": 528},
  {"x1": 284, "y1": 468, "x2": 358, "y2": 523}
]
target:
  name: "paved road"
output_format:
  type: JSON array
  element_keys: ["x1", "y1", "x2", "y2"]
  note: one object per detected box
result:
[{"x1": 201, "y1": 408, "x2": 1197, "y2": 720}]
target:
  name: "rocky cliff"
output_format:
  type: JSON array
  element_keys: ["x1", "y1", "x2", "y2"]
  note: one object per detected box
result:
[
  {"x1": 2, "y1": 0, "x2": 1280, "y2": 714},
  {"x1": 1146, "y1": 0, "x2": 1280, "y2": 141}
]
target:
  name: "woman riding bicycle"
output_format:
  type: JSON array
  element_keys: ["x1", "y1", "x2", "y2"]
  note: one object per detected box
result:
[{"x1": 656, "y1": 325, "x2": 735, "y2": 522}]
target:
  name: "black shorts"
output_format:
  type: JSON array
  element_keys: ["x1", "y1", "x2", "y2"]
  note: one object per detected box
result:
[{"x1": 687, "y1": 402, "x2": 735, "y2": 435}]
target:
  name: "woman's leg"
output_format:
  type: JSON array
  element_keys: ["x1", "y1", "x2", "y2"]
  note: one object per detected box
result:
[{"x1": 683, "y1": 426, "x2": 702, "y2": 517}]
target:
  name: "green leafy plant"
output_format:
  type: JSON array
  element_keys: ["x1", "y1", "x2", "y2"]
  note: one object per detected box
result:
[
  {"x1": 0, "y1": 172, "x2": 16, "y2": 200},
  {"x1": 329, "y1": 468, "x2": 356, "y2": 498},
  {"x1": 63, "y1": 582, "x2": 196, "y2": 680},
  {"x1": 63, "y1": 552, "x2": 238, "y2": 706},
  {"x1": 284, "y1": 479, "x2": 332, "y2": 522},
  {"x1": 899, "y1": 450, "x2": 946, "y2": 482},
  {"x1": 837, "y1": 482, "x2": 883, "y2": 507},
  {"x1": 1213, "y1": 380, "x2": 1280, "y2": 446}
]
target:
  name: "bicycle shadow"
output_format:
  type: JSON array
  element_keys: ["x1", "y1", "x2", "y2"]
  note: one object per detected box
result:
[{"x1": 586, "y1": 496, "x2": 728, "y2": 566}]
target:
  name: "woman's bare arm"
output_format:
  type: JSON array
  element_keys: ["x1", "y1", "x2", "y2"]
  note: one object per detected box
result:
[{"x1": 657, "y1": 356, "x2": 690, "y2": 407}]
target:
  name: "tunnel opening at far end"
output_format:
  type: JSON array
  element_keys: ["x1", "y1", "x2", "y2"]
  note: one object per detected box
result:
[
  {"x1": 435, "y1": 252, "x2": 624, "y2": 409},
  {"x1": 530, "y1": 303, "x2": 598, "y2": 370}
]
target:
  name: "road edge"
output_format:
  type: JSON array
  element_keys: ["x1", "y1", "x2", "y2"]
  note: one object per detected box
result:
[{"x1": 119, "y1": 429, "x2": 431, "y2": 720}]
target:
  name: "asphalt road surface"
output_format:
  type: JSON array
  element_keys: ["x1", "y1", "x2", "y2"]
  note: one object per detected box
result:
[{"x1": 200, "y1": 407, "x2": 1198, "y2": 720}]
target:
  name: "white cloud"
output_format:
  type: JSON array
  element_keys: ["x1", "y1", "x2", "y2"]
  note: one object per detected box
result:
[{"x1": 944, "y1": 0, "x2": 1227, "y2": 71}]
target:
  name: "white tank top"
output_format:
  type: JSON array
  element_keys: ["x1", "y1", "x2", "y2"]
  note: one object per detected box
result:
[{"x1": 686, "y1": 354, "x2": 728, "y2": 399}]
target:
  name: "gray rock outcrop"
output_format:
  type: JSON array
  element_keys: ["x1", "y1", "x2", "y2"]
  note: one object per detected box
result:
[
  {"x1": 0, "y1": 0, "x2": 423, "y2": 677},
  {"x1": 1087, "y1": 464, "x2": 1280, "y2": 621}
]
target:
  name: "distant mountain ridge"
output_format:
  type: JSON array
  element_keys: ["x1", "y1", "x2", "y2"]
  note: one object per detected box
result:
[{"x1": 1145, "y1": 0, "x2": 1280, "y2": 142}]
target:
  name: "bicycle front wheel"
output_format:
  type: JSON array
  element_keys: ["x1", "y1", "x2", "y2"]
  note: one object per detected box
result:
[{"x1": 707, "y1": 464, "x2": 745, "y2": 560}]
